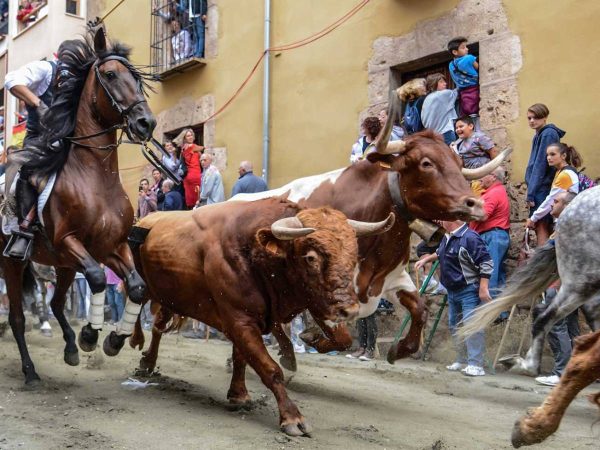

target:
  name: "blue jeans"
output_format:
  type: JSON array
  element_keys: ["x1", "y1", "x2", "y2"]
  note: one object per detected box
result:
[
  {"x1": 105, "y1": 284, "x2": 124, "y2": 323},
  {"x1": 192, "y1": 16, "x2": 205, "y2": 57},
  {"x1": 75, "y1": 279, "x2": 88, "y2": 320},
  {"x1": 442, "y1": 130, "x2": 457, "y2": 145},
  {"x1": 447, "y1": 284, "x2": 485, "y2": 367},
  {"x1": 480, "y1": 229, "x2": 510, "y2": 298}
]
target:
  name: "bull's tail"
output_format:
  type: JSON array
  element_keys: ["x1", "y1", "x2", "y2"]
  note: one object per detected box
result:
[{"x1": 460, "y1": 243, "x2": 558, "y2": 338}]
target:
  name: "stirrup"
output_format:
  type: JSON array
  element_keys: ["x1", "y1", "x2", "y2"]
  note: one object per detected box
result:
[{"x1": 3, "y1": 230, "x2": 35, "y2": 261}]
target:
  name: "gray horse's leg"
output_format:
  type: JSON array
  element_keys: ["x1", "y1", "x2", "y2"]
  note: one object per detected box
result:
[
  {"x1": 580, "y1": 294, "x2": 600, "y2": 331},
  {"x1": 510, "y1": 288, "x2": 588, "y2": 376}
]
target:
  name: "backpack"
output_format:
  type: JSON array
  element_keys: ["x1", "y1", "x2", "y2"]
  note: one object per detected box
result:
[
  {"x1": 565, "y1": 166, "x2": 596, "y2": 192},
  {"x1": 403, "y1": 100, "x2": 423, "y2": 135},
  {"x1": 577, "y1": 171, "x2": 596, "y2": 192}
]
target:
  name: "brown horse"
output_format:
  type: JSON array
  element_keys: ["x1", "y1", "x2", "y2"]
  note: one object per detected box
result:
[{"x1": 1, "y1": 28, "x2": 156, "y2": 384}]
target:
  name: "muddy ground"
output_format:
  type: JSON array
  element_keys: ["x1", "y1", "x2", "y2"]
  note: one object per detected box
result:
[{"x1": 0, "y1": 322, "x2": 598, "y2": 450}]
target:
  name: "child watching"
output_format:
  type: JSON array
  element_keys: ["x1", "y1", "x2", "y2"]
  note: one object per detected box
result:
[
  {"x1": 452, "y1": 116, "x2": 498, "y2": 194},
  {"x1": 448, "y1": 37, "x2": 479, "y2": 116},
  {"x1": 415, "y1": 220, "x2": 493, "y2": 377}
]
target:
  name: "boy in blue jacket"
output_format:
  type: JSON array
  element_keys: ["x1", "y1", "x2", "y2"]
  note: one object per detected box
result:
[{"x1": 416, "y1": 220, "x2": 493, "y2": 376}]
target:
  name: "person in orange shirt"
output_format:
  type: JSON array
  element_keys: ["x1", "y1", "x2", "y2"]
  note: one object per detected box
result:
[{"x1": 526, "y1": 143, "x2": 582, "y2": 230}]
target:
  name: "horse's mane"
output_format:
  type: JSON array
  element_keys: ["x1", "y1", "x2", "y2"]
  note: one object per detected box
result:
[{"x1": 16, "y1": 29, "x2": 152, "y2": 179}]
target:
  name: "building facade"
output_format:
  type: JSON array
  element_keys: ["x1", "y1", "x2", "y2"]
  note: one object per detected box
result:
[{"x1": 34, "y1": 1, "x2": 600, "y2": 206}]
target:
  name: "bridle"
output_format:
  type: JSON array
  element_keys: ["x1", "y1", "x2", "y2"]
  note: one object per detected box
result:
[{"x1": 66, "y1": 55, "x2": 148, "y2": 151}]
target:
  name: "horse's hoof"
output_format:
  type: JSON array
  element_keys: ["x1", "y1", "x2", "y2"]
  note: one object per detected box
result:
[
  {"x1": 24, "y1": 376, "x2": 42, "y2": 390},
  {"x1": 279, "y1": 355, "x2": 297, "y2": 372},
  {"x1": 103, "y1": 331, "x2": 126, "y2": 357},
  {"x1": 281, "y1": 420, "x2": 312, "y2": 437},
  {"x1": 498, "y1": 354, "x2": 522, "y2": 368},
  {"x1": 78, "y1": 325, "x2": 98, "y2": 352},
  {"x1": 64, "y1": 351, "x2": 80, "y2": 366},
  {"x1": 511, "y1": 421, "x2": 527, "y2": 448}
]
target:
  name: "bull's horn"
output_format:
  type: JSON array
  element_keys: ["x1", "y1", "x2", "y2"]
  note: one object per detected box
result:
[
  {"x1": 375, "y1": 139, "x2": 407, "y2": 156},
  {"x1": 461, "y1": 148, "x2": 513, "y2": 180},
  {"x1": 271, "y1": 217, "x2": 316, "y2": 240},
  {"x1": 347, "y1": 212, "x2": 395, "y2": 237}
]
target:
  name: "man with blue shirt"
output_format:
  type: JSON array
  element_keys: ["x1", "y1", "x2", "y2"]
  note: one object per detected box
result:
[
  {"x1": 416, "y1": 220, "x2": 493, "y2": 377},
  {"x1": 161, "y1": 179, "x2": 184, "y2": 211},
  {"x1": 231, "y1": 160, "x2": 267, "y2": 196},
  {"x1": 448, "y1": 36, "x2": 479, "y2": 116}
]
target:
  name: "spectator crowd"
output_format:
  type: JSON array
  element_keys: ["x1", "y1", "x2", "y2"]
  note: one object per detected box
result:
[{"x1": 349, "y1": 36, "x2": 596, "y2": 380}]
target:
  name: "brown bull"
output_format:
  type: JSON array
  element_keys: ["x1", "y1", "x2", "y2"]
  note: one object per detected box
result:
[{"x1": 113, "y1": 197, "x2": 393, "y2": 435}]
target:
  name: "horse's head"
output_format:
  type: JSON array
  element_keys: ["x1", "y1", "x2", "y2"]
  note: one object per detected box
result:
[{"x1": 90, "y1": 28, "x2": 156, "y2": 142}]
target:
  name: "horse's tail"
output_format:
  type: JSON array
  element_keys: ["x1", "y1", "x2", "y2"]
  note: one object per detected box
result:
[{"x1": 461, "y1": 242, "x2": 558, "y2": 338}]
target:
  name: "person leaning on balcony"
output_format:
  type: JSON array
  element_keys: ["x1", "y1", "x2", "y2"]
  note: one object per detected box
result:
[
  {"x1": 170, "y1": 18, "x2": 193, "y2": 63},
  {"x1": 177, "y1": 0, "x2": 207, "y2": 58}
]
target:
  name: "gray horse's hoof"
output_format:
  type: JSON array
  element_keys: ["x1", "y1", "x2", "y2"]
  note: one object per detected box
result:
[
  {"x1": 279, "y1": 354, "x2": 297, "y2": 372},
  {"x1": 103, "y1": 331, "x2": 126, "y2": 357},
  {"x1": 64, "y1": 351, "x2": 80, "y2": 366}
]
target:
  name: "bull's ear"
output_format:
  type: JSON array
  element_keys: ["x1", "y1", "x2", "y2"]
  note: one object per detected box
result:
[
  {"x1": 256, "y1": 229, "x2": 287, "y2": 258},
  {"x1": 366, "y1": 152, "x2": 397, "y2": 169}
]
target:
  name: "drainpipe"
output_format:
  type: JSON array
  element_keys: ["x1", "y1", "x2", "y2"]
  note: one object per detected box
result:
[{"x1": 261, "y1": 0, "x2": 271, "y2": 183}]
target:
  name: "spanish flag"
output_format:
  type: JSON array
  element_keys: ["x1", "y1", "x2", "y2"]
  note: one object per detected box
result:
[{"x1": 11, "y1": 120, "x2": 27, "y2": 148}]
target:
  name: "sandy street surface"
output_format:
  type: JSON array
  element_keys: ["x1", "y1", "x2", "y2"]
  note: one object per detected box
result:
[{"x1": 0, "y1": 324, "x2": 598, "y2": 450}]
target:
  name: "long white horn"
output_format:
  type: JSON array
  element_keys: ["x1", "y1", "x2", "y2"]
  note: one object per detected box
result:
[
  {"x1": 462, "y1": 148, "x2": 513, "y2": 180},
  {"x1": 347, "y1": 213, "x2": 395, "y2": 237},
  {"x1": 375, "y1": 139, "x2": 407, "y2": 156},
  {"x1": 271, "y1": 217, "x2": 315, "y2": 240}
]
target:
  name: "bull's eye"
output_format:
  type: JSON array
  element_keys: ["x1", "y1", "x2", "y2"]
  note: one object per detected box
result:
[
  {"x1": 420, "y1": 158, "x2": 434, "y2": 169},
  {"x1": 303, "y1": 250, "x2": 320, "y2": 267}
]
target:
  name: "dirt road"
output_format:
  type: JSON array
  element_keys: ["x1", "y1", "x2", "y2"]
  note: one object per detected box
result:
[{"x1": 0, "y1": 325, "x2": 598, "y2": 449}]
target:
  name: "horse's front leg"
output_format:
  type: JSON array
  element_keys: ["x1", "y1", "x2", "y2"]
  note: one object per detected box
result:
[
  {"x1": 58, "y1": 236, "x2": 106, "y2": 352},
  {"x1": 103, "y1": 243, "x2": 147, "y2": 356},
  {"x1": 49, "y1": 268, "x2": 79, "y2": 366},
  {"x1": 272, "y1": 322, "x2": 297, "y2": 372},
  {"x1": 299, "y1": 318, "x2": 353, "y2": 353}
]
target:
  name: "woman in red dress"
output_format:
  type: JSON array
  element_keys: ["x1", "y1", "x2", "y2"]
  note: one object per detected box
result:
[{"x1": 180, "y1": 128, "x2": 204, "y2": 208}]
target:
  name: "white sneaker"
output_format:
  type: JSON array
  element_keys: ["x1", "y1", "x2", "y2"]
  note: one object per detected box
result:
[
  {"x1": 462, "y1": 365, "x2": 485, "y2": 376},
  {"x1": 446, "y1": 362, "x2": 465, "y2": 371},
  {"x1": 535, "y1": 375, "x2": 560, "y2": 386}
]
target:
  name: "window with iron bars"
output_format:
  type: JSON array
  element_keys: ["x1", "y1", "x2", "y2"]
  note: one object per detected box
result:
[{"x1": 151, "y1": 0, "x2": 207, "y2": 78}]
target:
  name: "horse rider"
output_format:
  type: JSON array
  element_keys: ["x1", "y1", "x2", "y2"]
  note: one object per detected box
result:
[{"x1": 3, "y1": 53, "x2": 60, "y2": 259}]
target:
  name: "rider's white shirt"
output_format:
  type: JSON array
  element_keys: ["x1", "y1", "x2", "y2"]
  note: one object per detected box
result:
[{"x1": 5, "y1": 60, "x2": 54, "y2": 96}]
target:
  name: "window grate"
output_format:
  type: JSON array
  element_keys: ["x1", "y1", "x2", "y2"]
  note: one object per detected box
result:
[{"x1": 150, "y1": 0, "x2": 207, "y2": 78}]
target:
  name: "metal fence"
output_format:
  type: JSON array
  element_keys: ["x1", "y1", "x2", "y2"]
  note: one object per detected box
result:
[{"x1": 150, "y1": 0, "x2": 205, "y2": 76}]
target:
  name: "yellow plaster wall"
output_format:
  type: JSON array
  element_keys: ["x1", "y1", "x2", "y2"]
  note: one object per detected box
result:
[
  {"x1": 102, "y1": 0, "x2": 600, "y2": 205},
  {"x1": 504, "y1": 0, "x2": 600, "y2": 181}
]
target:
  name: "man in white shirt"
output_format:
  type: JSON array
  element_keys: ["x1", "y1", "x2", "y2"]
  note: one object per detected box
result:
[{"x1": 4, "y1": 55, "x2": 59, "y2": 259}]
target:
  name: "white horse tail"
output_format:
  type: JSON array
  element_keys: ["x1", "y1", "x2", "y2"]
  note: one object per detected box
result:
[{"x1": 461, "y1": 242, "x2": 558, "y2": 338}]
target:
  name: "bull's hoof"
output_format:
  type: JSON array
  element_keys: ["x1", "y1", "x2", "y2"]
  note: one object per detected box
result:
[
  {"x1": 78, "y1": 324, "x2": 99, "y2": 352},
  {"x1": 129, "y1": 334, "x2": 145, "y2": 350},
  {"x1": 103, "y1": 331, "x2": 127, "y2": 357},
  {"x1": 281, "y1": 419, "x2": 312, "y2": 437},
  {"x1": 64, "y1": 350, "x2": 80, "y2": 366},
  {"x1": 279, "y1": 354, "x2": 297, "y2": 372},
  {"x1": 299, "y1": 326, "x2": 323, "y2": 347},
  {"x1": 226, "y1": 394, "x2": 252, "y2": 411},
  {"x1": 386, "y1": 346, "x2": 397, "y2": 364},
  {"x1": 138, "y1": 356, "x2": 156, "y2": 374}
]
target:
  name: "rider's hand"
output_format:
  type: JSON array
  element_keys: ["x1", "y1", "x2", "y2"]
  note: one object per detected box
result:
[
  {"x1": 36, "y1": 101, "x2": 49, "y2": 118},
  {"x1": 479, "y1": 286, "x2": 493, "y2": 303},
  {"x1": 525, "y1": 218, "x2": 536, "y2": 229}
]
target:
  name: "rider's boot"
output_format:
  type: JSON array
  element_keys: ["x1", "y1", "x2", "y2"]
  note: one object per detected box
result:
[{"x1": 5, "y1": 178, "x2": 38, "y2": 260}]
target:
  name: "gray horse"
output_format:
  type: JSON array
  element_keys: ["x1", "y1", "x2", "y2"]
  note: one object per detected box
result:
[{"x1": 461, "y1": 185, "x2": 600, "y2": 376}]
